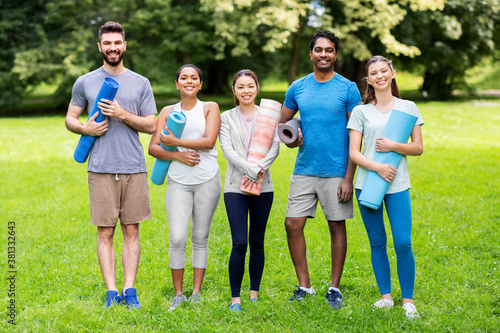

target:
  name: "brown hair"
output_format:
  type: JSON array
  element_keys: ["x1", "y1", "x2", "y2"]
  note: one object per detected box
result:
[
  {"x1": 98, "y1": 21, "x2": 125, "y2": 41},
  {"x1": 232, "y1": 69, "x2": 259, "y2": 106},
  {"x1": 364, "y1": 55, "x2": 400, "y2": 105}
]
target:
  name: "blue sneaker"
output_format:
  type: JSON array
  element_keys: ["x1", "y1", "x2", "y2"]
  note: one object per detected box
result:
[
  {"x1": 288, "y1": 286, "x2": 309, "y2": 302},
  {"x1": 104, "y1": 290, "x2": 121, "y2": 308},
  {"x1": 325, "y1": 288, "x2": 343, "y2": 309},
  {"x1": 230, "y1": 303, "x2": 242, "y2": 312},
  {"x1": 121, "y1": 288, "x2": 141, "y2": 310}
]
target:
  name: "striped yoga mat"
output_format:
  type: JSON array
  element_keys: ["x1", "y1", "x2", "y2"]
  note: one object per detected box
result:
[{"x1": 240, "y1": 99, "x2": 282, "y2": 195}]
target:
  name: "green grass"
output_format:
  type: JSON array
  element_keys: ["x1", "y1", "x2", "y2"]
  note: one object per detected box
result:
[{"x1": 1, "y1": 98, "x2": 500, "y2": 332}]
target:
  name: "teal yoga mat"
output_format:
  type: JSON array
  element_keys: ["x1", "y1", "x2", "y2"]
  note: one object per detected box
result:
[
  {"x1": 150, "y1": 111, "x2": 187, "y2": 186},
  {"x1": 358, "y1": 110, "x2": 418, "y2": 210},
  {"x1": 74, "y1": 77, "x2": 119, "y2": 163}
]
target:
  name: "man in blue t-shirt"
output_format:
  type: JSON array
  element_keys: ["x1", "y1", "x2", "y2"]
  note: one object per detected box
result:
[{"x1": 279, "y1": 30, "x2": 361, "y2": 308}]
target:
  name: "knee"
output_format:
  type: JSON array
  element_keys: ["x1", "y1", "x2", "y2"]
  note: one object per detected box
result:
[
  {"x1": 121, "y1": 224, "x2": 139, "y2": 239},
  {"x1": 249, "y1": 237, "x2": 264, "y2": 251},
  {"x1": 394, "y1": 238, "x2": 412, "y2": 255},
  {"x1": 284, "y1": 217, "x2": 304, "y2": 234},
  {"x1": 191, "y1": 232, "x2": 209, "y2": 248},
  {"x1": 97, "y1": 227, "x2": 115, "y2": 243},
  {"x1": 232, "y1": 241, "x2": 248, "y2": 255},
  {"x1": 170, "y1": 235, "x2": 187, "y2": 250}
]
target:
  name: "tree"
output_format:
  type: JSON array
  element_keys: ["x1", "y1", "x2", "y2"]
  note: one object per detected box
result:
[
  {"x1": 395, "y1": 0, "x2": 500, "y2": 99},
  {"x1": 5, "y1": 0, "x2": 105, "y2": 107}
]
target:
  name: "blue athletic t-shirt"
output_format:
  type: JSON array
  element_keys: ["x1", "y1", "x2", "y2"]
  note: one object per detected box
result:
[{"x1": 284, "y1": 73, "x2": 361, "y2": 177}]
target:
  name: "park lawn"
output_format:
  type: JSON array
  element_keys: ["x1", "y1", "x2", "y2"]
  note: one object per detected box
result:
[{"x1": 1, "y1": 99, "x2": 499, "y2": 332}]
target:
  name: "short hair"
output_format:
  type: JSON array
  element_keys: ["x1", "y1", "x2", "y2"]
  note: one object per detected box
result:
[
  {"x1": 363, "y1": 55, "x2": 401, "y2": 105},
  {"x1": 232, "y1": 69, "x2": 259, "y2": 106},
  {"x1": 98, "y1": 21, "x2": 125, "y2": 41},
  {"x1": 175, "y1": 64, "x2": 203, "y2": 82},
  {"x1": 310, "y1": 30, "x2": 340, "y2": 52}
]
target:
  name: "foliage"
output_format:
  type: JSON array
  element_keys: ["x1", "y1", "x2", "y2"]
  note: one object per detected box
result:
[
  {"x1": 0, "y1": 0, "x2": 499, "y2": 105},
  {"x1": 1, "y1": 97, "x2": 500, "y2": 331},
  {"x1": 395, "y1": 0, "x2": 500, "y2": 99}
]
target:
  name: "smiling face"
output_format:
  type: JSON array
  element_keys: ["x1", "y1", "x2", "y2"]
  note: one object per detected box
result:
[
  {"x1": 366, "y1": 61, "x2": 395, "y2": 92},
  {"x1": 175, "y1": 66, "x2": 203, "y2": 96},
  {"x1": 98, "y1": 32, "x2": 126, "y2": 66},
  {"x1": 233, "y1": 75, "x2": 259, "y2": 107},
  {"x1": 310, "y1": 37, "x2": 337, "y2": 72}
]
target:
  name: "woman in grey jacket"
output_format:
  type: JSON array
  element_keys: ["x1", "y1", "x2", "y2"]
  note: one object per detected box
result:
[{"x1": 219, "y1": 69, "x2": 279, "y2": 312}]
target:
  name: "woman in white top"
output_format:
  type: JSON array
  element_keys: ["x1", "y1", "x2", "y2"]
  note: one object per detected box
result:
[
  {"x1": 219, "y1": 69, "x2": 279, "y2": 312},
  {"x1": 347, "y1": 56, "x2": 424, "y2": 319},
  {"x1": 149, "y1": 64, "x2": 221, "y2": 311}
]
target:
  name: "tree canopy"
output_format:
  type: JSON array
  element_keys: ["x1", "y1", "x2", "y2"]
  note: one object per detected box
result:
[{"x1": 1, "y1": 0, "x2": 498, "y2": 107}]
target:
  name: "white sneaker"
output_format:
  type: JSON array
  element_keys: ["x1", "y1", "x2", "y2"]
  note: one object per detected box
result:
[
  {"x1": 402, "y1": 302, "x2": 420, "y2": 319},
  {"x1": 373, "y1": 298, "x2": 394, "y2": 309}
]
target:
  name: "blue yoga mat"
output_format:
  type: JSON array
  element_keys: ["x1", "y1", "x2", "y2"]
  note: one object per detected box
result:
[
  {"x1": 73, "y1": 77, "x2": 119, "y2": 163},
  {"x1": 358, "y1": 110, "x2": 418, "y2": 210},
  {"x1": 150, "y1": 111, "x2": 187, "y2": 186}
]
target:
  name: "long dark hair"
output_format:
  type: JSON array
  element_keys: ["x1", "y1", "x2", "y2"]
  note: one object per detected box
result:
[
  {"x1": 363, "y1": 56, "x2": 400, "y2": 105},
  {"x1": 232, "y1": 69, "x2": 259, "y2": 106},
  {"x1": 176, "y1": 64, "x2": 203, "y2": 82}
]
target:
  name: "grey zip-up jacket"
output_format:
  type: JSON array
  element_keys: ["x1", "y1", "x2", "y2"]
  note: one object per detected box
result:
[{"x1": 219, "y1": 106, "x2": 280, "y2": 194}]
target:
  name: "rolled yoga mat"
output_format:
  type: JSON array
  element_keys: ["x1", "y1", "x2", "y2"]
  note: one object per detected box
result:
[
  {"x1": 278, "y1": 116, "x2": 301, "y2": 144},
  {"x1": 240, "y1": 98, "x2": 282, "y2": 195},
  {"x1": 74, "y1": 77, "x2": 119, "y2": 163},
  {"x1": 358, "y1": 110, "x2": 418, "y2": 210},
  {"x1": 150, "y1": 111, "x2": 187, "y2": 186}
]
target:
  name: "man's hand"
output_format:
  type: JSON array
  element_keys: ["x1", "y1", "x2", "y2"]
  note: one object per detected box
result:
[
  {"x1": 337, "y1": 178, "x2": 353, "y2": 202},
  {"x1": 285, "y1": 128, "x2": 303, "y2": 148},
  {"x1": 83, "y1": 111, "x2": 109, "y2": 136},
  {"x1": 98, "y1": 99, "x2": 126, "y2": 120}
]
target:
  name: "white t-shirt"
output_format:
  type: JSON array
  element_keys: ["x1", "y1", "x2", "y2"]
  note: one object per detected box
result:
[{"x1": 347, "y1": 97, "x2": 424, "y2": 194}]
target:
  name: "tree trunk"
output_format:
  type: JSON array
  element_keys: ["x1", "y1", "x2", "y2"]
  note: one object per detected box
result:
[
  {"x1": 204, "y1": 60, "x2": 227, "y2": 94},
  {"x1": 286, "y1": 14, "x2": 308, "y2": 85},
  {"x1": 422, "y1": 70, "x2": 453, "y2": 100}
]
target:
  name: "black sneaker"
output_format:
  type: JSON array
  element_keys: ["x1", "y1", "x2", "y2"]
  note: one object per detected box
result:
[
  {"x1": 288, "y1": 286, "x2": 308, "y2": 302},
  {"x1": 325, "y1": 289, "x2": 343, "y2": 309}
]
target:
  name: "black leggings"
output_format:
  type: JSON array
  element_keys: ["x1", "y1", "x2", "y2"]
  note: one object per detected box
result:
[{"x1": 224, "y1": 192, "x2": 274, "y2": 298}]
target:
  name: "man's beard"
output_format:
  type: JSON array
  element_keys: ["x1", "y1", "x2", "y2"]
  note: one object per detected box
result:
[{"x1": 102, "y1": 51, "x2": 124, "y2": 66}]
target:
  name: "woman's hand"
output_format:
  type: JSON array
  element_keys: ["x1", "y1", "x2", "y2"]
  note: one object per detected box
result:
[
  {"x1": 176, "y1": 151, "x2": 200, "y2": 166},
  {"x1": 375, "y1": 137, "x2": 395, "y2": 153},
  {"x1": 256, "y1": 166, "x2": 265, "y2": 179},
  {"x1": 159, "y1": 127, "x2": 179, "y2": 147},
  {"x1": 241, "y1": 176, "x2": 258, "y2": 191},
  {"x1": 375, "y1": 163, "x2": 397, "y2": 183}
]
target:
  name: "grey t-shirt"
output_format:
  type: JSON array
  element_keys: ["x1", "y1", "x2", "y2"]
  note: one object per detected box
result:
[{"x1": 71, "y1": 67, "x2": 157, "y2": 173}]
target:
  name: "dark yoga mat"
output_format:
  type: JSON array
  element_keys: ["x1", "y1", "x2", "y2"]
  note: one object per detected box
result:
[
  {"x1": 278, "y1": 116, "x2": 301, "y2": 144},
  {"x1": 358, "y1": 110, "x2": 418, "y2": 210},
  {"x1": 74, "y1": 77, "x2": 119, "y2": 163},
  {"x1": 150, "y1": 111, "x2": 187, "y2": 186}
]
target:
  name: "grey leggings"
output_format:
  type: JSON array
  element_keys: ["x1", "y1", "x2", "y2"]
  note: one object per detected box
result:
[{"x1": 166, "y1": 172, "x2": 221, "y2": 269}]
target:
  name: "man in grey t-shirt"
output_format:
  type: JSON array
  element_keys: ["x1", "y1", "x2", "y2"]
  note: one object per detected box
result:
[{"x1": 65, "y1": 21, "x2": 157, "y2": 309}]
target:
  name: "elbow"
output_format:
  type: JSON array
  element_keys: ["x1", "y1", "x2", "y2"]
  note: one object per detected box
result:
[
  {"x1": 413, "y1": 144, "x2": 424, "y2": 156},
  {"x1": 202, "y1": 138, "x2": 217, "y2": 150},
  {"x1": 146, "y1": 123, "x2": 156, "y2": 135}
]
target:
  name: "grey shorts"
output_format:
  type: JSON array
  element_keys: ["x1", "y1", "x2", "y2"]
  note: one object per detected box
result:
[
  {"x1": 286, "y1": 175, "x2": 353, "y2": 221},
  {"x1": 88, "y1": 172, "x2": 152, "y2": 227}
]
